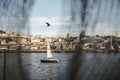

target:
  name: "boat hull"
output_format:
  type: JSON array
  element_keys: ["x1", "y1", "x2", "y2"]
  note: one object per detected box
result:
[{"x1": 41, "y1": 58, "x2": 59, "y2": 63}]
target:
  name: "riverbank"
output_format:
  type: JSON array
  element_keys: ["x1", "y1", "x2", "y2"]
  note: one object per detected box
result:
[
  {"x1": 0, "y1": 50, "x2": 75, "y2": 53},
  {"x1": 0, "y1": 49, "x2": 119, "y2": 53}
]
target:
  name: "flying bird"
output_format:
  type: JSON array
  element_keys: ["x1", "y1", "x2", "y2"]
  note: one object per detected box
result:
[{"x1": 45, "y1": 22, "x2": 50, "y2": 26}]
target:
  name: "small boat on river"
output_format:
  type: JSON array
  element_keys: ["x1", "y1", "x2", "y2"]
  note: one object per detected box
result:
[{"x1": 41, "y1": 39, "x2": 59, "y2": 63}]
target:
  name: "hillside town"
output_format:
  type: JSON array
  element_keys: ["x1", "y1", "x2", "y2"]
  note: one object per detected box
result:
[{"x1": 0, "y1": 30, "x2": 120, "y2": 53}]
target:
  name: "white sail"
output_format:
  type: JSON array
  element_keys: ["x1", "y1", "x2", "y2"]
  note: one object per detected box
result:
[{"x1": 47, "y1": 40, "x2": 53, "y2": 58}]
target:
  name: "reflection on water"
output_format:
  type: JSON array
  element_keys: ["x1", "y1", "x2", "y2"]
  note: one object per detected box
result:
[{"x1": 45, "y1": 63, "x2": 52, "y2": 80}]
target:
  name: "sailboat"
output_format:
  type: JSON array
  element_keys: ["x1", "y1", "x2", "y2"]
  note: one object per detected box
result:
[{"x1": 41, "y1": 39, "x2": 59, "y2": 63}]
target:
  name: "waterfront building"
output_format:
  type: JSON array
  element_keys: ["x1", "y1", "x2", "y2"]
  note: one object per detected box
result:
[{"x1": 0, "y1": 30, "x2": 7, "y2": 45}]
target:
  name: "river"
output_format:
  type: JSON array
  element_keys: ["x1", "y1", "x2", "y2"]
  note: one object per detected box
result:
[{"x1": 0, "y1": 53, "x2": 120, "y2": 80}]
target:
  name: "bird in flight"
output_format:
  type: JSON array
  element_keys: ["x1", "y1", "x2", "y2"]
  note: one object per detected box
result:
[{"x1": 45, "y1": 22, "x2": 50, "y2": 27}]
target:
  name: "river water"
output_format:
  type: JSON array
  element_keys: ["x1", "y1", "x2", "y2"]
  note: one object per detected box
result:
[
  {"x1": 22, "y1": 53, "x2": 73, "y2": 80},
  {"x1": 0, "y1": 53, "x2": 120, "y2": 80}
]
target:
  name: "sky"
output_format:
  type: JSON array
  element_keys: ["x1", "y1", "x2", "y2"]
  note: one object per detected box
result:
[
  {"x1": 29, "y1": 0, "x2": 120, "y2": 37},
  {"x1": 29, "y1": 0, "x2": 65, "y2": 37},
  {"x1": 0, "y1": 0, "x2": 119, "y2": 37}
]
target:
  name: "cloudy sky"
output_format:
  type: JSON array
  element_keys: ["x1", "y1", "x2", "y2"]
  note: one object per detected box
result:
[
  {"x1": 0, "y1": 0, "x2": 119, "y2": 37},
  {"x1": 29, "y1": 0, "x2": 65, "y2": 37},
  {"x1": 28, "y1": 0, "x2": 120, "y2": 37}
]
